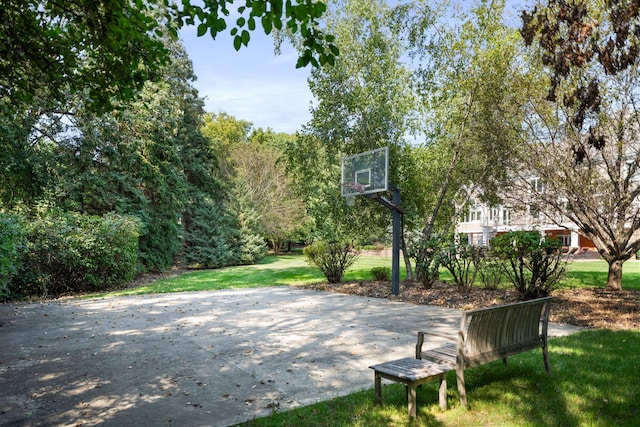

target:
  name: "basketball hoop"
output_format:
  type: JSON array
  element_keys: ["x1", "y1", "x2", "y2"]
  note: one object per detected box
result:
[
  {"x1": 341, "y1": 183, "x2": 366, "y2": 194},
  {"x1": 339, "y1": 146, "x2": 401, "y2": 296},
  {"x1": 341, "y1": 183, "x2": 364, "y2": 207}
]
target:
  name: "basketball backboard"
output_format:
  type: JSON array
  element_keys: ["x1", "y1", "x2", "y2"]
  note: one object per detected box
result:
[{"x1": 341, "y1": 147, "x2": 389, "y2": 197}]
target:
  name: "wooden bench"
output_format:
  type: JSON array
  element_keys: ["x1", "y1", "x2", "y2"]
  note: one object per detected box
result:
[
  {"x1": 369, "y1": 357, "x2": 448, "y2": 418},
  {"x1": 416, "y1": 296, "x2": 552, "y2": 407}
]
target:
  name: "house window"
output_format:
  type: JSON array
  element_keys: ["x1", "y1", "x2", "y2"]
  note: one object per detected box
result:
[
  {"x1": 530, "y1": 204, "x2": 540, "y2": 220},
  {"x1": 463, "y1": 204, "x2": 482, "y2": 222},
  {"x1": 501, "y1": 209, "x2": 510, "y2": 226},
  {"x1": 462, "y1": 207, "x2": 470, "y2": 223},
  {"x1": 471, "y1": 205, "x2": 482, "y2": 222},
  {"x1": 529, "y1": 177, "x2": 545, "y2": 193},
  {"x1": 555, "y1": 234, "x2": 571, "y2": 246}
]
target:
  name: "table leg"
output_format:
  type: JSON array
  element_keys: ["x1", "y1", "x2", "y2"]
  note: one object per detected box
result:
[
  {"x1": 374, "y1": 372, "x2": 382, "y2": 405},
  {"x1": 408, "y1": 384, "x2": 417, "y2": 418},
  {"x1": 438, "y1": 374, "x2": 447, "y2": 411}
]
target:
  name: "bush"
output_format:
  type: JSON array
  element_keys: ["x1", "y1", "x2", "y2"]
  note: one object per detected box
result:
[
  {"x1": 476, "y1": 248, "x2": 505, "y2": 290},
  {"x1": 13, "y1": 211, "x2": 141, "y2": 299},
  {"x1": 370, "y1": 266, "x2": 391, "y2": 281},
  {"x1": 0, "y1": 213, "x2": 26, "y2": 301},
  {"x1": 304, "y1": 241, "x2": 360, "y2": 283},
  {"x1": 407, "y1": 234, "x2": 442, "y2": 289},
  {"x1": 438, "y1": 234, "x2": 481, "y2": 295},
  {"x1": 491, "y1": 230, "x2": 565, "y2": 300},
  {"x1": 362, "y1": 243, "x2": 386, "y2": 253},
  {"x1": 137, "y1": 208, "x2": 181, "y2": 272}
]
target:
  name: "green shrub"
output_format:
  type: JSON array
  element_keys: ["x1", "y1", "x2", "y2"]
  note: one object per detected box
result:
[
  {"x1": 304, "y1": 241, "x2": 360, "y2": 283},
  {"x1": 407, "y1": 234, "x2": 442, "y2": 289},
  {"x1": 14, "y1": 211, "x2": 141, "y2": 298},
  {"x1": 0, "y1": 213, "x2": 26, "y2": 301},
  {"x1": 438, "y1": 234, "x2": 481, "y2": 295},
  {"x1": 362, "y1": 243, "x2": 386, "y2": 252},
  {"x1": 491, "y1": 230, "x2": 565, "y2": 300},
  {"x1": 476, "y1": 248, "x2": 505, "y2": 290},
  {"x1": 370, "y1": 266, "x2": 391, "y2": 281},
  {"x1": 83, "y1": 213, "x2": 141, "y2": 289}
]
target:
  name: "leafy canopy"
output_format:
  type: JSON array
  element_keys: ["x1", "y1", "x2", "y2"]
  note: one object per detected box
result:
[{"x1": 1, "y1": 0, "x2": 337, "y2": 114}]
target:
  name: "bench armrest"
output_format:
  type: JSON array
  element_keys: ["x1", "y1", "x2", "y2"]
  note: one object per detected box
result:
[{"x1": 416, "y1": 331, "x2": 456, "y2": 359}]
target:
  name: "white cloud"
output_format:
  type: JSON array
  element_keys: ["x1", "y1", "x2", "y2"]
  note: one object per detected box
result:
[{"x1": 180, "y1": 27, "x2": 313, "y2": 133}]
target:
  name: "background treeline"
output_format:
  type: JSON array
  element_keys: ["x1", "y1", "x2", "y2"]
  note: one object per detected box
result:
[
  {"x1": 7, "y1": 0, "x2": 638, "y2": 298},
  {"x1": 0, "y1": 1, "x2": 523, "y2": 300},
  {"x1": 0, "y1": 40, "x2": 308, "y2": 300}
]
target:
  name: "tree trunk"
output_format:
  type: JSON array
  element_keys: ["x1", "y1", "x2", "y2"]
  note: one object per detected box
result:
[
  {"x1": 606, "y1": 259, "x2": 624, "y2": 291},
  {"x1": 401, "y1": 230, "x2": 413, "y2": 280}
]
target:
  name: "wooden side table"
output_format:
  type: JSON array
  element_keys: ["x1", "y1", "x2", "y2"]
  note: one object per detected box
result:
[{"x1": 369, "y1": 357, "x2": 449, "y2": 418}]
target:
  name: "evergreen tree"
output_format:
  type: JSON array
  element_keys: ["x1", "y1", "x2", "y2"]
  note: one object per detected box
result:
[
  {"x1": 228, "y1": 181, "x2": 268, "y2": 265},
  {"x1": 183, "y1": 196, "x2": 240, "y2": 268},
  {"x1": 48, "y1": 38, "x2": 205, "y2": 271}
]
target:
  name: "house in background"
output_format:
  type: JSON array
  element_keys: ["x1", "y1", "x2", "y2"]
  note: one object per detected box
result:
[{"x1": 456, "y1": 178, "x2": 596, "y2": 251}]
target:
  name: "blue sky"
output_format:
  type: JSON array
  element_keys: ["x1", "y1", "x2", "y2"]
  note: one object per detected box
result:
[
  {"x1": 179, "y1": 26, "x2": 313, "y2": 134},
  {"x1": 177, "y1": 1, "x2": 530, "y2": 135}
]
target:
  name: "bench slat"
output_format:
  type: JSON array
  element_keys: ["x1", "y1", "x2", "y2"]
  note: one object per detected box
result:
[
  {"x1": 417, "y1": 342, "x2": 457, "y2": 366},
  {"x1": 370, "y1": 358, "x2": 448, "y2": 381}
]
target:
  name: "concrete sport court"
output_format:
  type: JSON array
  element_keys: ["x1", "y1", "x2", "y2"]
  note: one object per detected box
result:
[{"x1": 0, "y1": 287, "x2": 581, "y2": 426}]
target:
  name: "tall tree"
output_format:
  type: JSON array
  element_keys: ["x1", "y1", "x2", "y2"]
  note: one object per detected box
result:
[
  {"x1": 233, "y1": 143, "x2": 306, "y2": 252},
  {"x1": 519, "y1": 0, "x2": 640, "y2": 290},
  {"x1": 52, "y1": 39, "x2": 208, "y2": 271},
  {"x1": 0, "y1": 113, "x2": 55, "y2": 208},
  {"x1": 199, "y1": 113, "x2": 305, "y2": 255},
  {"x1": 298, "y1": 0, "x2": 420, "y2": 246},
  {"x1": 409, "y1": 0, "x2": 523, "y2": 239},
  {"x1": 284, "y1": 133, "x2": 348, "y2": 243},
  {"x1": 201, "y1": 112, "x2": 253, "y2": 181}
]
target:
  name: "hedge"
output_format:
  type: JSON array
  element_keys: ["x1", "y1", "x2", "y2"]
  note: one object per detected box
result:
[{"x1": 6, "y1": 211, "x2": 141, "y2": 300}]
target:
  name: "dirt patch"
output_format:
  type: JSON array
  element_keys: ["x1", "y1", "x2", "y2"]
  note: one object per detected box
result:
[{"x1": 295, "y1": 280, "x2": 640, "y2": 331}]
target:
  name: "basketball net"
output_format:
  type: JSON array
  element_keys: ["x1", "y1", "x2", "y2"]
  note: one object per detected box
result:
[{"x1": 342, "y1": 183, "x2": 365, "y2": 207}]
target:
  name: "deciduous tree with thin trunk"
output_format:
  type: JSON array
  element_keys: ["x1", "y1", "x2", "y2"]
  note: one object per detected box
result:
[
  {"x1": 407, "y1": 0, "x2": 523, "y2": 278},
  {"x1": 233, "y1": 143, "x2": 307, "y2": 253},
  {"x1": 519, "y1": 0, "x2": 640, "y2": 290}
]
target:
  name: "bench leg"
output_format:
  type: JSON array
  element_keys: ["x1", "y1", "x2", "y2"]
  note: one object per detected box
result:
[
  {"x1": 456, "y1": 366, "x2": 467, "y2": 408},
  {"x1": 407, "y1": 383, "x2": 417, "y2": 418},
  {"x1": 374, "y1": 373, "x2": 382, "y2": 405},
  {"x1": 542, "y1": 345, "x2": 551, "y2": 374},
  {"x1": 438, "y1": 374, "x2": 447, "y2": 411}
]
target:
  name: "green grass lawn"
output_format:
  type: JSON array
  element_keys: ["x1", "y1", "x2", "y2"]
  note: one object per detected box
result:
[
  {"x1": 564, "y1": 260, "x2": 640, "y2": 290},
  {"x1": 103, "y1": 254, "x2": 402, "y2": 297},
  {"x1": 102, "y1": 254, "x2": 640, "y2": 297}
]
